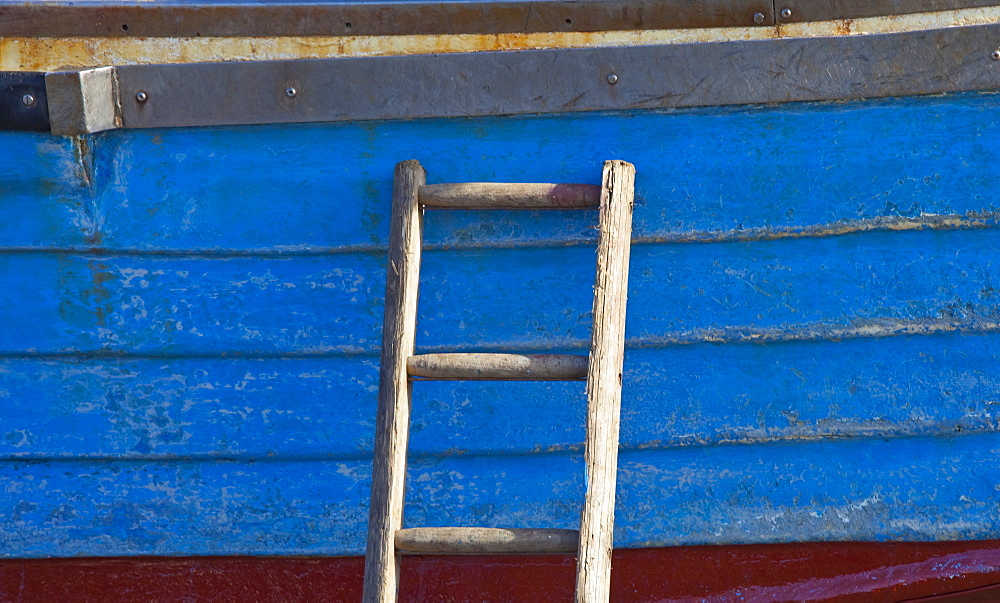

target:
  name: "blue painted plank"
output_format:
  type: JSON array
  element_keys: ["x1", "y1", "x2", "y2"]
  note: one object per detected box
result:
[
  {"x1": 2, "y1": 93, "x2": 999, "y2": 252},
  {"x1": 612, "y1": 433, "x2": 1000, "y2": 547},
  {"x1": 0, "y1": 458, "x2": 370, "y2": 558},
  {"x1": 0, "y1": 134, "x2": 90, "y2": 248},
  {"x1": 2, "y1": 333, "x2": 998, "y2": 460},
  {"x1": 0, "y1": 228, "x2": 997, "y2": 354},
  {"x1": 2, "y1": 433, "x2": 998, "y2": 558}
]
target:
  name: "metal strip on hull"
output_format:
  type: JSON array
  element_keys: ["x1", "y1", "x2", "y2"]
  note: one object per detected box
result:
[
  {"x1": 0, "y1": 0, "x2": 774, "y2": 37},
  {"x1": 2, "y1": 0, "x2": 997, "y2": 37},
  {"x1": 779, "y1": 0, "x2": 1000, "y2": 23},
  {"x1": 109, "y1": 22, "x2": 1000, "y2": 131},
  {"x1": 0, "y1": 72, "x2": 48, "y2": 132}
]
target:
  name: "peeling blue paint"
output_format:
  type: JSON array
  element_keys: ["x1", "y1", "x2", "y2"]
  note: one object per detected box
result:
[{"x1": 2, "y1": 92, "x2": 1000, "y2": 557}]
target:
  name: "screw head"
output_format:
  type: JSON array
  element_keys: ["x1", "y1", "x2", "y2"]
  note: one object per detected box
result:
[
  {"x1": 20, "y1": 93, "x2": 35, "y2": 107},
  {"x1": 285, "y1": 87, "x2": 297, "y2": 98},
  {"x1": 607, "y1": 73, "x2": 618, "y2": 85},
  {"x1": 135, "y1": 91, "x2": 148, "y2": 103},
  {"x1": 780, "y1": 7, "x2": 792, "y2": 19},
  {"x1": 753, "y1": 11, "x2": 765, "y2": 24},
  {"x1": 992, "y1": 50, "x2": 1000, "y2": 61}
]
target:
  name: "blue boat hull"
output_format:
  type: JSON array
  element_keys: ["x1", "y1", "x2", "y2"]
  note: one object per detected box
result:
[{"x1": 3, "y1": 92, "x2": 1000, "y2": 558}]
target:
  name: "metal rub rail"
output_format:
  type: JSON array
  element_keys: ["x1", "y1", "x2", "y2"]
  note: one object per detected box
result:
[
  {"x1": 0, "y1": 0, "x2": 995, "y2": 37},
  {"x1": 4, "y1": 13, "x2": 1000, "y2": 133},
  {"x1": 0, "y1": 0, "x2": 774, "y2": 37}
]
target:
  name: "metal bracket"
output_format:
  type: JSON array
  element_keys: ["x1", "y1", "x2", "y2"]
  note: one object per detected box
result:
[
  {"x1": 45, "y1": 67, "x2": 120, "y2": 136},
  {"x1": 0, "y1": 72, "x2": 49, "y2": 132}
]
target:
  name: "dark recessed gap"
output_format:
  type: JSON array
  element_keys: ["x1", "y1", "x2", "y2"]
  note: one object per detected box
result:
[
  {"x1": 564, "y1": 18, "x2": 572, "y2": 26},
  {"x1": 345, "y1": 22, "x2": 352, "y2": 30},
  {"x1": 121, "y1": 23, "x2": 129, "y2": 32}
]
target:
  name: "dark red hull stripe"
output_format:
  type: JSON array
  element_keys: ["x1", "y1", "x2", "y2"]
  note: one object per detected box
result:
[{"x1": 3, "y1": 542, "x2": 1000, "y2": 601}]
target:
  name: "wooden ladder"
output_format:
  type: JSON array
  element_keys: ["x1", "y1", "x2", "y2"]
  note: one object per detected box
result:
[{"x1": 363, "y1": 159, "x2": 635, "y2": 602}]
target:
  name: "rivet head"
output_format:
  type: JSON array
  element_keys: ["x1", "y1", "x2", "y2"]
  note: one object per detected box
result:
[
  {"x1": 780, "y1": 7, "x2": 792, "y2": 19},
  {"x1": 20, "y1": 93, "x2": 35, "y2": 107},
  {"x1": 135, "y1": 91, "x2": 148, "y2": 103},
  {"x1": 992, "y1": 49, "x2": 1000, "y2": 61},
  {"x1": 753, "y1": 11, "x2": 765, "y2": 24},
  {"x1": 285, "y1": 87, "x2": 297, "y2": 98},
  {"x1": 607, "y1": 74, "x2": 618, "y2": 85}
]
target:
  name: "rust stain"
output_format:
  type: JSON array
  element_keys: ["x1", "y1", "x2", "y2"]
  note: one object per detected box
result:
[
  {"x1": 832, "y1": 19, "x2": 854, "y2": 36},
  {"x1": 84, "y1": 261, "x2": 116, "y2": 327},
  {"x1": 70, "y1": 136, "x2": 93, "y2": 191},
  {"x1": 0, "y1": 27, "x2": 775, "y2": 71}
]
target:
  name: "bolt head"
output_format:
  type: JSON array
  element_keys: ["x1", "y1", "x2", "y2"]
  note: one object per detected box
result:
[
  {"x1": 135, "y1": 91, "x2": 148, "y2": 103},
  {"x1": 992, "y1": 50, "x2": 1000, "y2": 61},
  {"x1": 285, "y1": 87, "x2": 297, "y2": 98},
  {"x1": 753, "y1": 12, "x2": 765, "y2": 24},
  {"x1": 20, "y1": 93, "x2": 35, "y2": 107},
  {"x1": 607, "y1": 74, "x2": 618, "y2": 85},
  {"x1": 780, "y1": 7, "x2": 792, "y2": 19}
]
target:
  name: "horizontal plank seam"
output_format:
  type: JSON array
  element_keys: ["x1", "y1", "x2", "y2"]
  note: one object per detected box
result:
[
  {"x1": 5, "y1": 316, "x2": 1000, "y2": 359},
  {"x1": 0, "y1": 211, "x2": 996, "y2": 256},
  {"x1": 4, "y1": 426, "x2": 999, "y2": 463}
]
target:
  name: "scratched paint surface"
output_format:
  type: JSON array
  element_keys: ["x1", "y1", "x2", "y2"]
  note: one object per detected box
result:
[{"x1": 2, "y1": 92, "x2": 1000, "y2": 557}]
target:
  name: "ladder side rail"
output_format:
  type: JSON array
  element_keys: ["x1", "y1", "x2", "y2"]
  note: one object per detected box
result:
[
  {"x1": 576, "y1": 160, "x2": 635, "y2": 602},
  {"x1": 362, "y1": 160, "x2": 427, "y2": 603}
]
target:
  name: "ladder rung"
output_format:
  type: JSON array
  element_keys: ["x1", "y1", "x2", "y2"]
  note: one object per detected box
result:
[
  {"x1": 419, "y1": 182, "x2": 601, "y2": 209},
  {"x1": 407, "y1": 353, "x2": 588, "y2": 381},
  {"x1": 395, "y1": 527, "x2": 579, "y2": 555}
]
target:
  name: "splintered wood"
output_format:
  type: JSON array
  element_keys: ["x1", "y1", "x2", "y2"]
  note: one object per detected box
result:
[
  {"x1": 362, "y1": 160, "x2": 425, "y2": 603},
  {"x1": 576, "y1": 160, "x2": 635, "y2": 603}
]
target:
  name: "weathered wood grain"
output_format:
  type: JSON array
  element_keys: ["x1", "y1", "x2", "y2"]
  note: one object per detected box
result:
[
  {"x1": 577, "y1": 160, "x2": 634, "y2": 602},
  {"x1": 407, "y1": 353, "x2": 588, "y2": 380},
  {"x1": 395, "y1": 527, "x2": 578, "y2": 554},
  {"x1": 419, "y1": 183, "x2": 601, "y2": 209},
  {"x1": 363, "y1": 160, "x2": 425, "y2": 603}
]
